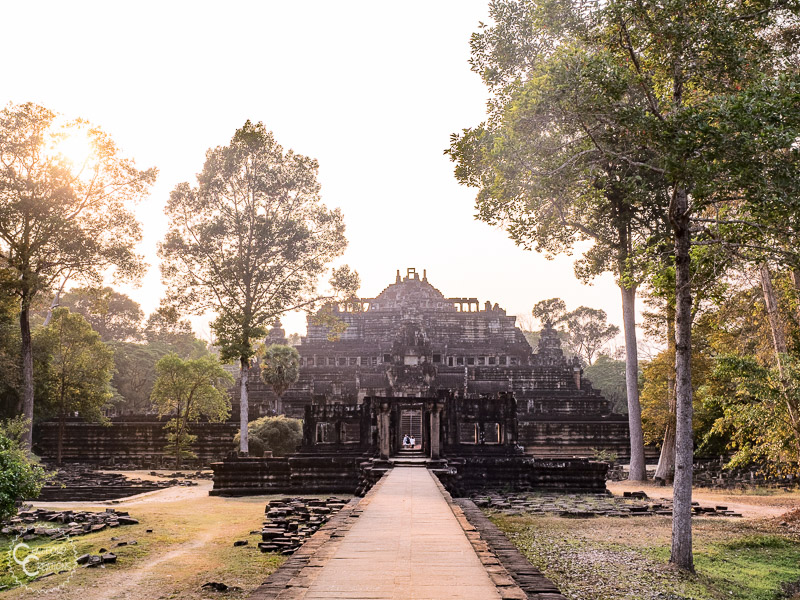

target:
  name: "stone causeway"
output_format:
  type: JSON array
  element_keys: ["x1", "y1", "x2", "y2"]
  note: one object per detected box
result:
[{"x1": 249, "y1": 466, "x2": 566, "y2": 600}]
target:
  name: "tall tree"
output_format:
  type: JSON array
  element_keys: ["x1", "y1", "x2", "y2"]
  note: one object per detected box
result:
[
  {"x1": 451, "y1": 0, "x2": 800, "y2": 570},
  {"x1": 159, "y1": 121, "x2": 357, "y2": 454},
  {"x1": 590, "y1": 1, "x2": 800, "y2": 570},
  {"x1": 532, "y1": 298, "x2": 567, "y2": 327},
  {"x1": 258, "y1": 344, "x2": 300, "y2": 415},
  {"x1": 0, "y1": 103, "x2": 156, "y2": 448},
  {"x1": 34, "y1": 308, "x2": 114, "y2": 464},
  {"x1": 150, "y1": 354, "x2": 232, "y2": 468},
  {"x1": 60, "y1": 286, "x2": 144, "y2": 342},
  {"x1": 447, "y1": 1, "x2": 668, "y2": 482},
  {"x1": 562, "y1": 306, "x2": 620, "y2": 366}
]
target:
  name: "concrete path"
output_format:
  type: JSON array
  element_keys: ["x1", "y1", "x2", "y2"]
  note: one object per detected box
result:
[{"x1": 303, "y1": 467, "x2": 503, "y2": 600}]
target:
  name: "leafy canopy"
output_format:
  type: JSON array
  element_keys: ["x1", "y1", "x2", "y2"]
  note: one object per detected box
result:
[
  {"x1": 34, "y1": 308, "x2": 114, "y2": 422},
  {"x1": 60, "y1": 286, "x2": 144, "y2": 343},
  {"x1": 0, "y1": 102, "x2": 156, "y2": 304},
  {"x1": 159, "y1": 120, "x2": 356, "y2": 364},
  {"x1": 151, "y1": 353, "x2": 232, "y2": 464},
  {"x1": 259, "y1": 344, "x2": 300, "y2": 397}
]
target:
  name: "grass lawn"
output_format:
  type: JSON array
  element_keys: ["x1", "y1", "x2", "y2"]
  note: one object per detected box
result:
[{"x1": 491, "y1": 510, "x2": 800, "y2": 600}]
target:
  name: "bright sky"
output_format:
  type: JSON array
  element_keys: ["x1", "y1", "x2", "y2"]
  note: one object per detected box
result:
[{"x1": 1, "y1": 1, "x2": 627, "y2": 341}]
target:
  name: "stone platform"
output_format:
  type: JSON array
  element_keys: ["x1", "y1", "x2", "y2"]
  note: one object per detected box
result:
[{"x1": 250, "y1": 467, "x2": 565, "y2": 600}]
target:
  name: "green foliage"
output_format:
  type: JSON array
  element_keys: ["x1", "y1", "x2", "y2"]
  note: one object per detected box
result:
[
  {"x1": 107, "y1": 306, "x2": 208, "y2": 415},
  {"x1": 562, "y1": 307, "x2": 619, "y2": 366},
  {"x1": 110, "y1": 341, "x2": 171, "y2": 414},
  {"x1": 584, "y1": 355, "x2": 627, "y2": 414},
  {"x1": 151, "y1": 354, "x2": 232, "y2": 466},
  {"x1": 0, "y1": 103, "x2": 156, "y2": 301},
  {"x1": 144, "y1": 305, "x2": 207, "y2": 358},
  {"x1": 532, "y1": 298, "x2": 567, "y2": 327},
  {"x1": 34, "y1": 308, "x2": 114, "y2": 423},
  {"x1": 159, "y1": 120, "x2": 356, "y2": 366},
  {"x1": 639, "y1": 322, "x2": 721, "y2": 452},
  {"x1": 0, "y1": 283, "x2": 20, "y2": 418},
  {"x1": 447, "y1": 2, "x2": 670, "y2": 288},
  {"x1": 34, "y1": 308, "x2": 114, "y2": 463},
  {"x1": 0, "y1": 418, "x2": 47, "y2": 520},
  {"x1": 60, "y1": 286, "x2": 144, "y2": 342},
  {"x1": 234, "y1": 416, "x2": 302, "y2": 457},
  {"x1": 258, "y1": 344, "x2": 300, "y2": 398},
  {"x1": 706, "y1": 353, "x2": 800, "y2": 473},
  {"x1": 591, "y1": 448, "x2": 618, "y2": 463}
]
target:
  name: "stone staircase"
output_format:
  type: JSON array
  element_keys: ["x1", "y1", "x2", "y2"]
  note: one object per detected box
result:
[{"x1": 390, "y1": 448, "x2": 428, "y2": 467}]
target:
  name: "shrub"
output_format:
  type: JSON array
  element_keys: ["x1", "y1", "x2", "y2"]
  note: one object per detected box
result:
[
  {"x1": 234, "y1": 416, "x2": 302, "y2": 457},
  {"x1": 0, "y1": 418, "x2": 48, "y2": 521}
]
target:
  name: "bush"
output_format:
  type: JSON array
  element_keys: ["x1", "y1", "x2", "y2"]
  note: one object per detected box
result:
[
  {"x1": 234, "y1": 416, "x2": 303, "y2": 457},
  {"x1": 0, "y1": 418, "x2": 48, "y2": 521}
]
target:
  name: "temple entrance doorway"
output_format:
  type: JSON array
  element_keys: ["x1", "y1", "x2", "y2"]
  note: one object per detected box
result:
[{"x1": 399, "y1": 408, "x2": 423, "y2": 450}]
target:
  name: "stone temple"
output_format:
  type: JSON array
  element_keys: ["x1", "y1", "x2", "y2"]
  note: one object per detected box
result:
[{"x1": 239, "y1": 268, "x2": 629, "y2": 460}]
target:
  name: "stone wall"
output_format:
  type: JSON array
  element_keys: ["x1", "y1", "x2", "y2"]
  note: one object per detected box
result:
[
  {"x1": 33, "y1": 416, "x2": 238, "y2": 467},
  {"x1": 437, "y1": 456, "x2": 609, "y2": 496},
  {"x1": 210, "y1": 453, "x2": 366, "y2": 496},
  {"x1": 518, "y1": 418, "x2": 631, "y2": 459},
  {"x1": 692, "y1": 458, "x2": 800, "y2": 489}
]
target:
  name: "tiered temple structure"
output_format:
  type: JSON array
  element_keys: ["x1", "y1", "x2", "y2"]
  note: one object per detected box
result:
[{"x1": 238, "y1": 268, "x2": 629, "y2": 460}]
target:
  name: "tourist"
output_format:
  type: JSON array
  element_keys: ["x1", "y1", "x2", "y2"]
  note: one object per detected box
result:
[
  {"x1": 410, "y1": 435, "x2": 416, "y2": 448},
  {"x1": 402, "y1": 434, "x2": 410, "y2": 448}
]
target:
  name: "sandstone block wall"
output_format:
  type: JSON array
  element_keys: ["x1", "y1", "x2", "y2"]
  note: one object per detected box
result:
[{"x1": 33, "y1": 417, "x2": 238, "y2": 467}]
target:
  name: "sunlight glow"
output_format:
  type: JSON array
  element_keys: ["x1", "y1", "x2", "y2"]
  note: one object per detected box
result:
[{"x1": 47, "y1": 119, "x2": 98, "y2": 180}]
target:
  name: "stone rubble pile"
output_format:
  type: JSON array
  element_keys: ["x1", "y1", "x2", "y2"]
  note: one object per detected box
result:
[
  {"x1": 473, "y1": 491, "x2": 743, "y2": 518},
  {"x1": 149, "y1": 470, "x2": 213, "y2": 480},
  {"x1": 693, "y1": 458, "x2": 799, "y2": 490},
  {"x1": 1, "y1": 507, "x2": 140, "y2": 541},
  {"x1": 37, "y1": 466, "x2": 171, "y2": 501},
  {"x1": 257, "y1": 497, "x2": 348, "y2": 554}
]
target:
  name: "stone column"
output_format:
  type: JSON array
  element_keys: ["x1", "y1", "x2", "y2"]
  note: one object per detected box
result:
[
  {"x1": 378, "y1": 402, "x2": 391, "y2": 460},
  {"x1": 430, "y1": 404, "x2": 442, "y2": 460}
]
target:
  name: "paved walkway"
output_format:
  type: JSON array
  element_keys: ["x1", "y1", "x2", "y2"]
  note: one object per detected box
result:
[{"x1": 303, "y1": 467, "x2": 503, "y2": 600}]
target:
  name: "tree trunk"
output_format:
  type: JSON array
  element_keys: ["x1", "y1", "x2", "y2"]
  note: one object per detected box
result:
[
  {"x1": 175, "y1": 419, "x2": 183, "y2": 470},
  {"x1": 239, "y1": 357, "x2": 249, "y2": 454},
  {"x1": 760, "y1": 263, "x2": 788, "y2": 374},
  {"x1": 760, "y1": 264, "x2": 800, "y2": 453},
  {"x1": 43, "y1": 287, "x2": 63, "y2": 327},
  {"x1": 790, "y1": 268, "x2": 800, "y2": 326},
  {"x1": 58, "y1": 409, "x2": 65, "y2": 466},
  {"x1": 620, "y1": 283, "x2": 647, "y2": 481},
  {"x1": 670, "y1": 186, "x2": 694, "y2": 572},
  {"x1": 655, "y1": 304, "x2": 677, "y2": 482},
  {"x1": 19, "y1": 305, "x2": 34, "y2": 451}
]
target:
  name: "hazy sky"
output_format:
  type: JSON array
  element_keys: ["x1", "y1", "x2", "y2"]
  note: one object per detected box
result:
[{"x1": 1, "y1": 1, "x2": 627, "y2": 341}]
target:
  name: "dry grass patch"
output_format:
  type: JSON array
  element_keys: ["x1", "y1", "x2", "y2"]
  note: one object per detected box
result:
[{"x1": 0, "y1": 484, "x2": 343, "y2": 600}]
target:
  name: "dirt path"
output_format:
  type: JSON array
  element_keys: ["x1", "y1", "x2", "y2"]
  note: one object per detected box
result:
[
  {"x1": 63, "y1": 533, "x2": 215, "y2": 600},
  {"x1": 608, "y1": 480, "x2": 800, "y2": 518},
  {"x1": 6, "y1": 476, "x2": 281, "y2": 600}
]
